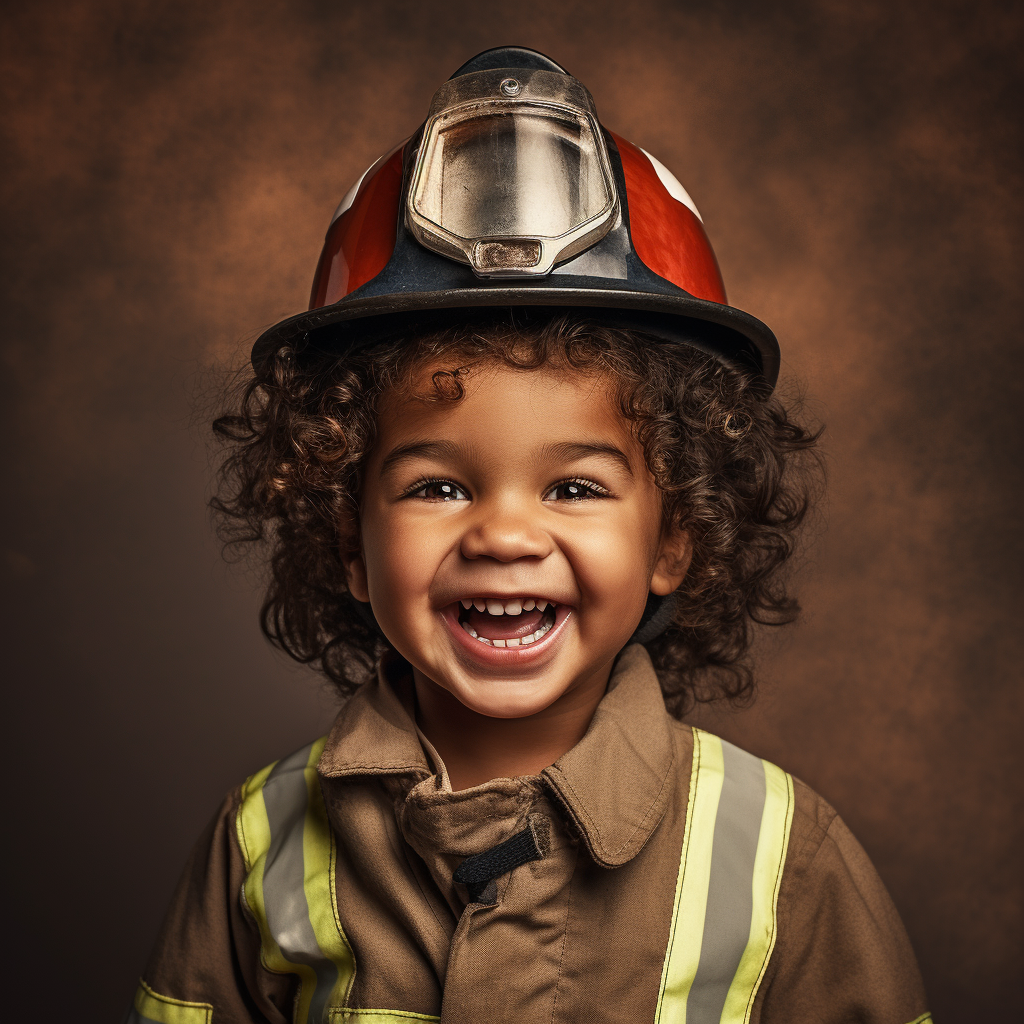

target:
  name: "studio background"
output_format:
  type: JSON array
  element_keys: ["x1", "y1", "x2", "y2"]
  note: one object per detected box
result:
[{"x1": 3, "y1": 0, "x2": 1020, "y2": 1018}]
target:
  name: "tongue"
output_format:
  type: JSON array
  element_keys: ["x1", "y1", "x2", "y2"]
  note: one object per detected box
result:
[{"x1": 466, "y1": 608, "x2": 546, "y2": 640}]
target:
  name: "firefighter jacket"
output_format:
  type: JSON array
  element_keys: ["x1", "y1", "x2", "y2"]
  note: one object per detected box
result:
[{"x1": 127, "y1": 645, "x2": 931, "y2": 1024}]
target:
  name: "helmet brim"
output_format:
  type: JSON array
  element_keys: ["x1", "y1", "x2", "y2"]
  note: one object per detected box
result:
[{"x1": 251, "y1": 283, "x2": 779, "y2": 388}]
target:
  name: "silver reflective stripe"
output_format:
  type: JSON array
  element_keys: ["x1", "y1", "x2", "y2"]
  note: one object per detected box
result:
[
  {"x1": 656, "y1": 728, "x2": 794, "y2": 1024},
  {"x1": 262, "y1": 744, "x2": 339, "y2": 1024},
  {"x1": 239, "y1": 736, "x2": 356, "y2": 1022},
  {"x1": 686, "y1": 740, "x2": 767, "y2": 1024}
]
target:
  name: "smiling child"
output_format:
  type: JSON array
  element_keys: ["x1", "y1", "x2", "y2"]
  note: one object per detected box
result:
[
  {"x1": 351, "y1": 347, "x2": 685, "y2": 787},
  {"x1": 127, "y1": 47, "x2": 930, "y2": 1024}
]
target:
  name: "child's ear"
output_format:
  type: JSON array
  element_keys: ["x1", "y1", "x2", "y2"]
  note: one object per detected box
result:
[
  {"x1": 342, "y1": 548, "x2": 371, "y2": 603},
  {"x1": 650, "y1": 528, "x2": 692, "y2": 596}
]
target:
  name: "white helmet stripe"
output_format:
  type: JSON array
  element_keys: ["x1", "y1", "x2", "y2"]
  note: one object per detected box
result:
[
  {"x1": 328, "y1": 141, "x2": 406, "y2": 228},
  {"x1": 639, "y1": 147, "x2": 703, "y2": 223}
]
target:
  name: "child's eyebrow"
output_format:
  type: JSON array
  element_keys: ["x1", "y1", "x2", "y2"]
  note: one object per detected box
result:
[
  {"x1": 377, "y1": 439, "x2": 635, "y2": 478},
  {"x1": 540, "y1": 441, "x2": 635, "y2": 477},
  {"x1": 378, "y1": 440, "x2": 462, "y2": 477}
]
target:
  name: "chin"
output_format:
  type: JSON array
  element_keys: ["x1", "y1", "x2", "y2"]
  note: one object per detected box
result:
[{"x1": 449, "y1": 678, "x2": 565, "y2": 720}]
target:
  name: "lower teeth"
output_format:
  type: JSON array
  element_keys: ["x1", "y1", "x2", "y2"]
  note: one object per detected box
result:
[{"x1": 461, "y1": 617, "x2": 554, "y2": 647}]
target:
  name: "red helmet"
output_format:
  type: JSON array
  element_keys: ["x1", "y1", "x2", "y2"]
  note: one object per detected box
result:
[{"x1": 252, "y1": 46, "x2": 780, "y2": 387}]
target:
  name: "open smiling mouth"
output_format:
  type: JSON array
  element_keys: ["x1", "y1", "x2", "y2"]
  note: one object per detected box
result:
[{"x1": 455, "y1": 597, "x2": 559, "y2": 648}]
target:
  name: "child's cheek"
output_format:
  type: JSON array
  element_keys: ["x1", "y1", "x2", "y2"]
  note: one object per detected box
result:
[
  {"x1": 558, "y1": 508, "x2": 661, "y2": 625},
  {"x1": 359, "y1": 502, "x2": 451, "y2": 633}
]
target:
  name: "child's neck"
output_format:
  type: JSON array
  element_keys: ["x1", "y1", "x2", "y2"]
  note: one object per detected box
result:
[{"x1": 412, "y1": 667, "x2": 611, "y2": 791}]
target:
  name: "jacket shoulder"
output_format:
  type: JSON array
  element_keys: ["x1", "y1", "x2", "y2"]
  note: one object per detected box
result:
[
  {"x1": 235, "y1": 735, "x2": 329, "y2": 870},
  {"x1": 134, "y1": 782, "x2": 294, "y2": 1022},
  {"x1": 754, "y1": 774, "x2": 930, "y2": 1023}
]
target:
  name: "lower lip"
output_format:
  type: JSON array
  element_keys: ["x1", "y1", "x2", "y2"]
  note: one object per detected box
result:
[{"x1": 441, "y1": 605, "x2": 573, "y2": 667}]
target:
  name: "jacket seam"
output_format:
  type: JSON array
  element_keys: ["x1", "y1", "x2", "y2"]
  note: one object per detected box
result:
[
  {"x1": 549, "y1": 844, "x2": 576, "y2": 1024},
  {"x1": 320, "y1": 763, "x2": 429, "y2": 777}
]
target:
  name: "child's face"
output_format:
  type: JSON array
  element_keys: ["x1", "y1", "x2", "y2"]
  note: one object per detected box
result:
[{"x1": 344, "y1": 360, "x2": 689, "y2": 720}]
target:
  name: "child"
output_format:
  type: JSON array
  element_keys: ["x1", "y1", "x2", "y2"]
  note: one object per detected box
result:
[{"x1": 128, "y1": 47, "x2": 931, "y2": 1024}]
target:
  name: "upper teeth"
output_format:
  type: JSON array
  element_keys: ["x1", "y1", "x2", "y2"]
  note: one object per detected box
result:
[{"x1": 461, "y1": 598, "x2": 551, "y2": 614}]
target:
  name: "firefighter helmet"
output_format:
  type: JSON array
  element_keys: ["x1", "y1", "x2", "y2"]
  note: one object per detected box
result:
[{"x1": 251, "y1": 46, "x2": 780, "y2": 387}]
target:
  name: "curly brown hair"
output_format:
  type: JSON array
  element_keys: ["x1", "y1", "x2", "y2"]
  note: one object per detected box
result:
[{"x1": 212, "y1": 312, "x2": 821, "y2": 715}]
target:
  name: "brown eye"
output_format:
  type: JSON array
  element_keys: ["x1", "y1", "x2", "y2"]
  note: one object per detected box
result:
[
  {"x1": 414, "y1": 480, "x2": 468, "y2": 501},
  {"x1": 545, "y1": 480, "x2": 602, "y2": 501}
]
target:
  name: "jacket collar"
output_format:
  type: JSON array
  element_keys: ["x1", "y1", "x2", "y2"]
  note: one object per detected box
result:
[
  {"x1": 541, "y1": 644, "x2": 677, "y2": 866},
  {"x1": 317, "y1": 644, "x2": 677, "y2": 868},
  {"x1": 317, "y1": 653, "x2": 433, "y2": 780}
]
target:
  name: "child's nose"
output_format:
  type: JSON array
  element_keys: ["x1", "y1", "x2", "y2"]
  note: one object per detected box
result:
[{"x1": 459, "y1": 502, "x2": 553, "y2": 562}]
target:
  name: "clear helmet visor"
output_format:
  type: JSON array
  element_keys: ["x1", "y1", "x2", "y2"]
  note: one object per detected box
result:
[{"x1": 408, "y1": 76, "x2": 618, "y2": 276}]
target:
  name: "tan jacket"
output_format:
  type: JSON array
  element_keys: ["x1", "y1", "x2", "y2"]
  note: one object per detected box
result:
[{"x1": 133, "y1": 646, "x2": 930, "y2": 1024}]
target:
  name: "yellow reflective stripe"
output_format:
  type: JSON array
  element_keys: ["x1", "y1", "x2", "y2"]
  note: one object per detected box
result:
[
  {"x1": 656, "y1": 728, "x2": 726, "y2": 1022},
  {"x1": 906, "y1": 1015, "x2": 934, "y2": 1024},
  {"x1": 237, "y1": 750, "x2": 319, "y2": 1003},
  {"x1": 656, "y1": 729, "x2": 795, "y2": 1024},
  {"x1": 719, "y1": 762, "x2": 794, "y2": 1022},
  {"x1": 302, "y1": 738, "x2": 356, "y2": 1008},
  {"x1": 237, "y1": 736, "x2": 356, "y2": 1021},
  {"x1": 132, "y1": 979, "x2": 212, "y2": 1024},
  {"x1": 329, "y1": 1011, "x2": 440, "y2": 1022}
]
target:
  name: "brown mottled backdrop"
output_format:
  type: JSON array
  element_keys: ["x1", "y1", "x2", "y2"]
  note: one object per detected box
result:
[{"x1": 2, "y1": 0, "x2": 1020, "y2": 1018}]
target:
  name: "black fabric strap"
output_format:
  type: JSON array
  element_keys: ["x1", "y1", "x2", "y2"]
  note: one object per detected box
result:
[{"x1": 453, "y1": 818, "x2": 548, "y2": 904}]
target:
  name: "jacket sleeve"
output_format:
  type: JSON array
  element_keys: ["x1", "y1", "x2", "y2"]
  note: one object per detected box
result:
[
  {"x1": 126, "y1": 788, "x2": 296, "y2": 1024},
  {"x1": 755, "y1": 779, "x2": 931, "y2": 1024}
]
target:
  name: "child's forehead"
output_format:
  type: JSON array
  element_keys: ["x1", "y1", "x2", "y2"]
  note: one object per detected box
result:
[
  {"x1": 374, "y1": 358, "x2": 637, "y2": 449},
  {"x1": 386, "y1": 356, "x2": 622, "y2": 415}
]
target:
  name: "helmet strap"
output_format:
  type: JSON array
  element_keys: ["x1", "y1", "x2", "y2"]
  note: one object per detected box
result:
[{"x1": 630, "y1": 592, "x2": 679, "y2": 645}]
